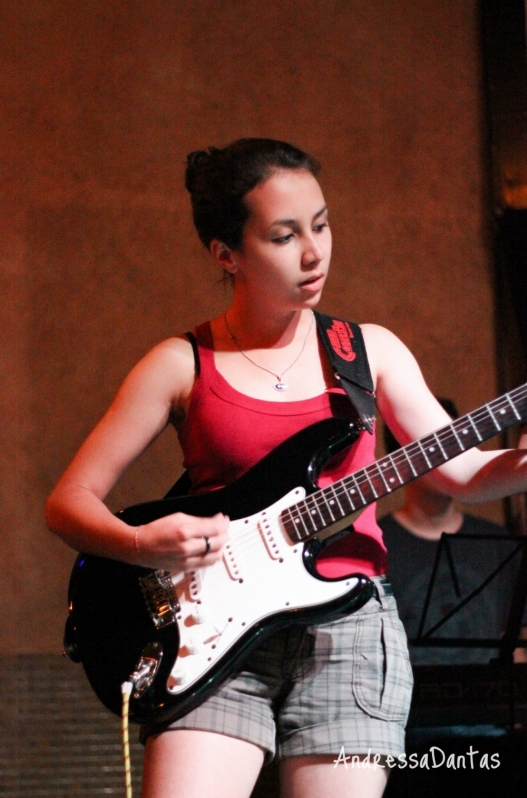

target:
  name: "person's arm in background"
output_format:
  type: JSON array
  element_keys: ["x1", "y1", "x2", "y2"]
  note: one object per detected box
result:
[{"x1": 514, "y1": 426, "x2": 527, "y2": 663}]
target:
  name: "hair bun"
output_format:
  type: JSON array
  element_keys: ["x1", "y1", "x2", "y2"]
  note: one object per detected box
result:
[{"x1": 185, "y1": 150, "x2": 209, "y2": 192}]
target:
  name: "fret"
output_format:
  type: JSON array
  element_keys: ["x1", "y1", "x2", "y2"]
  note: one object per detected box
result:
[
  {"x1": 419, "y1": 436, "x2": 445, "y2": 466},
  {"x1": 349, "y1": 478, "x2": 365, "y2": 505},
  {"x1": 438, "y1": 426, "x2": 466, "y2": 459},
  {"x1": 301, "y1": 503, "x2": 320, "y2": 533},
  {"x1": 491, "y1": 398, "x2": 515, "y2": 428},
  {"x1": 291, "y1": 508, "x2": 311, "y2": 539},
  {"x1": 281, "y1": 383, "x2": 527, "y2": 545},
  {"x1": 322, "y1": 491, "x2": 337, "y2": 522},
  {"x1": 417, "y1": 441, "x2": 433, "y2": 468},
  {"x1": 359, "y1": 472, "x2": 382, "y2": 505},
  {"x1": 306, "y1": 496, "x2": 324, "y2": 524},
  {"x1": 375, "y1": 461, "x2": 392, "y2": 493},
  {"x1": 370, "y1": 462, "x2": 390, "y2": 496},
  {"x1": 401, "y1": 447, "x2": 418, "y2": 477},
  {"x1": 417, "y1": 440, "x2": 433, "y2": 468},
  {"x1": 450, "y1": 423, "x2": 465, "y2": 452},
  {"x1": 309, "y1": 496, "x2": 333, "y2": 529},
  {"x1": 487, "y1": 404, "x2": 501, "y2": 432},
  {"x1": 337, "y1": 482, "x2": 358, "y2": 514},
  {"x1": 384, "y1": 454, "x2": 405, "y2": 486},
  {"x1": 363, "y1": 469, "x2": 379, "y2": 499},
  {"x1": 432, "y1": 431, "x2": 447, "y2": 460},
  {"x1": 506, "y1": 394, "x2": 522, "y2": 421},
  {"x1": 329, "y1": 482, "x2": 346, "y2": 517},
  {"x1": 467, "y1": 414, "x2": 483, "y2": 441},
  {"x1": 460, "y1": 419, "x2": 475, "y2": 444},
  {"x1": 280, "y1": 508, "x2": 302, "y2": 542}
]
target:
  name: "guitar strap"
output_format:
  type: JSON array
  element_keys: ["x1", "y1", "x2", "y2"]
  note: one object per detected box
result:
[
  {"x1": 165, "y1": 315, "x2": 375, "y2": 498},
  {"x1": 314, "y1": 311, "x2": 376, "y2": 434}
]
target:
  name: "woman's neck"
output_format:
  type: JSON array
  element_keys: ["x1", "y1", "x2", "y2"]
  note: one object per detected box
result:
[
  {"x1": 208, "y1": 304, "x2": 330, "y2": 401},
  {"x1": 220, "y1": 303, "x2": 313, "y2": 350}
]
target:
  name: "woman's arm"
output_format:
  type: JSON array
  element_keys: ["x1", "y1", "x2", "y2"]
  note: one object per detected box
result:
[
  {"x1": 362, "y1": 323, "x2": 527, "y2": 503},
  {"x1": 45, "y1": 336, "x2": 229, "y2": 571}
]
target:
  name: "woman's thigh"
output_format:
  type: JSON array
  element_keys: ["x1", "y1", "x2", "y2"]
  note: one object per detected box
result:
[
  {"x1": 142, "y1": 729, "x2": 265, "y2": 798},
  {"x1": 279, "y1": 755, "x2": 389, "y2": 798}
]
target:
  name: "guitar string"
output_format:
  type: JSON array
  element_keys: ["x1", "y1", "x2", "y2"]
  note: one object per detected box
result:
[
  {"x1": 307, "y1": 390, "x2": 527, "y2": 502},
  {"x1": 168, "y1": 520, "x2": 356, "y2": 649},
  {"x1": 163, "y1": 402, "x2": 527, "y2": 639},
  {"x1": 149, "y1": 390, "x2": 527, "y2": 657},
  {"x1": 232, "y1": 387, "x2": 527, "y2": 541},
  {"x1": 166, "y1": 386, "x2": 527, "y2": 586},
  {"x1": 166, "y1": 516, "x2": 283, "y2": 591},
  {"x1": 279, "y1": 389, "x2": 527, "y2": 532},
  {"x1": 175, "y1": 389, "x2": 527, "y2": 577}
]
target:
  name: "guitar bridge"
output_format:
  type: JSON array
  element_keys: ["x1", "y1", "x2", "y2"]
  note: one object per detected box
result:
[{"x1": 139, "y1": 570, "x2": 180, "y2": 628}]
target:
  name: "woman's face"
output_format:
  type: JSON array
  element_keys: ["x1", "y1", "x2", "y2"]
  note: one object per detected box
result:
[{"x1": 230, "y1": 168, "x2": 332, "y2": 310}]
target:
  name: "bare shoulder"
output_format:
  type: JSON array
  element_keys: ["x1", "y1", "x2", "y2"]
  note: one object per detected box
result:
[
  {"x1": 359, "y1": 323, "x2": 451, "y2": 442},
  {"x1": 141, "y1": 334, "x2": 195, "y2": 366},
  {"x1": 359, "y1": 323, "x2": 401, "y2": 348},
  {"x1": 108, "y1": 334, "x2": 199, "y2": 422},
  {"x1": 359, "y1": 323, "x2": 419, "y2": 385}
]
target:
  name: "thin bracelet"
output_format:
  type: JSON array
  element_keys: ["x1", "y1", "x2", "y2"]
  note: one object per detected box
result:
[{"x1": 134, "y1": 525, "x2": 143, "y2": 560}]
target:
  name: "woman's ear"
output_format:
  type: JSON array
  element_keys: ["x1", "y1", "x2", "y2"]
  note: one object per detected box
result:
[{"x1": 209, "y1": 240, "x2": 238, "y2": 274}]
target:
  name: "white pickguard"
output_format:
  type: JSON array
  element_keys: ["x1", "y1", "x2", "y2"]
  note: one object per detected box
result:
[{"x1": 166, "y1": 487, "x2": 361, "y2": 693}]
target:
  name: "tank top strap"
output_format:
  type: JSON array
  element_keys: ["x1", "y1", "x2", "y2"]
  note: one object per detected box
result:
[
  {"x1": 195, "y1": 319, "x2": 217, "y2": 371},
  {"x1": 184, "y1": 321, "x2": 216, "y2": 413}
]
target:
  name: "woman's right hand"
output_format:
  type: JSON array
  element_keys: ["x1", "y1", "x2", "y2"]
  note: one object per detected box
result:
[{"x1": 134, "y1": 511, "x2": 231, "y2": 572}]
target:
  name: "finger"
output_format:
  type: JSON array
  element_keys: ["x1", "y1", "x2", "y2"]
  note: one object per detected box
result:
[
  {"x1": 203, "y1": 513, "x2": 230, "y2": 534},
  {"x1": 193, "y1": 514, "x2": 230, "y2": 550}
]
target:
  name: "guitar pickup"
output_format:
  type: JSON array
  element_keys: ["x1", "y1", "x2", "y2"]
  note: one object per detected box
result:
[
  {"x1": 223, "y1": 541, "x2": 243, "y2": 581},
  {"x1": 139, "y1": 570, "x2": 180, "y2": 629},
  {"x1": 258, "y1": 511, "x2": 283, "y2": 560}
]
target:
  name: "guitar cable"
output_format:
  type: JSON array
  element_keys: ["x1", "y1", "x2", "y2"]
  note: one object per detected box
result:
[{"x1": 121, "y1": 680, "x2": 134, "y2": 798}]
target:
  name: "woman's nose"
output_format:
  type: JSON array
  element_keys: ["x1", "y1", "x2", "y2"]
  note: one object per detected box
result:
[{"x1": 301, "y1": 235, "x2": 323, "y2": 266}]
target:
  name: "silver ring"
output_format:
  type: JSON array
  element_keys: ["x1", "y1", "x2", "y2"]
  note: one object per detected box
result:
[{"x1": 202, "y1": 536, "x2": 211, "y2": 555}]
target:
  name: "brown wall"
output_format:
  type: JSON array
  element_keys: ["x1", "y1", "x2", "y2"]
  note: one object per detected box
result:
[{"x1": 1, "y1": 0, "x2": 500, "y2": 653}]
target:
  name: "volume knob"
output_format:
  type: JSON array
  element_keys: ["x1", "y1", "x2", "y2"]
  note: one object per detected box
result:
[
  {"x1": 191, "y1": 606, "x2": 207, "y2": 624},
  {"x1": 170, "y1": 664, "x2": 188, "y2": 685},
  {"x1": 185, "y1": 635, "x2": 203, "y2": 655}
]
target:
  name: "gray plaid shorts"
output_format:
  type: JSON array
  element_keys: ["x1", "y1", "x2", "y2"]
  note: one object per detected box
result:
[{"x1": 142, "y1": 578, "x2": 413, "y2": 760}]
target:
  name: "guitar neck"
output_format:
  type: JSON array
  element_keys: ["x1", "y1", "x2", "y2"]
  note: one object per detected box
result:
[{"x1": 281, "y1": 383, "x2": 527, "y2": 543}]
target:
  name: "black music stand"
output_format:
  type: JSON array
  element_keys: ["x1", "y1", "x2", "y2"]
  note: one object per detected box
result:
[
  {"x1": 411, "y1": 532, "x2": 527, "y2": 728},
  {"x1": 412, "y1": 532, "x2": 527, "y2": 661}
]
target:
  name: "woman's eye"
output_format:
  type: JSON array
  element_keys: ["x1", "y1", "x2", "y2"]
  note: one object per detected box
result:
[
  {"x1": 314, "y1": 222, "x2": 329, "y2": 233},
  {"x1": 272, "y1": 234, "x2": 293, "y2": 244}
]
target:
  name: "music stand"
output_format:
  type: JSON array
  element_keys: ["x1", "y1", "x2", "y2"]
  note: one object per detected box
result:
[
  {"x1": 412, "y1": 532, "x2": 527, "y2": 660},
  {"x1": 411, "y1": 532, "x2": 527, "y2": 728}
]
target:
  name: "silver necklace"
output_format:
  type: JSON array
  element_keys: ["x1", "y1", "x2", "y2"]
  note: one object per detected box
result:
[{"x1": 224, "y1": 311, "x2": 315, "y2": 392}]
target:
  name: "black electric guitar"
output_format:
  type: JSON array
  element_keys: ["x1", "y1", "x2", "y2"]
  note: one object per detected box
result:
[{"x1": 65, "y1": 384, "x2": 527, "y2": 725}]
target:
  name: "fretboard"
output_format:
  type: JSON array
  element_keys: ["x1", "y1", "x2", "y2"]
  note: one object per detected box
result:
[{"x1": 281, "y1": 383, "x2": 527, "y2": 543}]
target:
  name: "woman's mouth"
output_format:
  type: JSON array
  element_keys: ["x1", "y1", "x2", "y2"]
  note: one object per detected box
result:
[{"x1": 300, "y1": 273, "x2": 325, "y2": 291}]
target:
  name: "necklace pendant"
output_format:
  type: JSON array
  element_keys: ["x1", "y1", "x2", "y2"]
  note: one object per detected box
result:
[{"x1": 273, "y1": 381, "x2": 289, "y2": 392}]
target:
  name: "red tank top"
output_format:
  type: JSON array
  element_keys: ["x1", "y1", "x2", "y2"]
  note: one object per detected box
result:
[{"x1": 178, "y1": 322, "x2": 387, "y2": 577}]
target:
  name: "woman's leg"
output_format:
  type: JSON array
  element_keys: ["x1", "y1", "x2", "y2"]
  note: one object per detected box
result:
[
  {"x1": 142, "y1": 729, "x2": 265, "y2": 798},
  {"x1": 279, "y1": 755, "x2": 388, "y2": 798}
]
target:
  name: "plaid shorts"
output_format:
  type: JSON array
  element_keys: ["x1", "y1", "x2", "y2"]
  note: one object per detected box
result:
[{"x1": 142, "y1": 577, "x2": 413, "y2": 760}]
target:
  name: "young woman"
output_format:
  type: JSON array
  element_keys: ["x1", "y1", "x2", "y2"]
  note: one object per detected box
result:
[{"x1": 46, "y1": 139, "x2": 527, "y2": 798}]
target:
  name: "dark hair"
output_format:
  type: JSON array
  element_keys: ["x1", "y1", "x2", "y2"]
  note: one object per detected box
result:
[
  {"x1": 383, "y1": 397, "x2": 459, "y2": 455},
  {"x1": 185, "y1": 138, "x2": 321, "y2": 250}
]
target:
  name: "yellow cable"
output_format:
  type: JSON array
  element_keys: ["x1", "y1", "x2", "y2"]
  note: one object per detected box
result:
[{"x1": 121, "y1": 681, "x2": 134, "y2": 798}]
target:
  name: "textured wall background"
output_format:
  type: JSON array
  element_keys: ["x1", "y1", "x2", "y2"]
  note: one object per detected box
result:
[{"x1": 1, "y1": 0, "x2": 500, "y2": 654}]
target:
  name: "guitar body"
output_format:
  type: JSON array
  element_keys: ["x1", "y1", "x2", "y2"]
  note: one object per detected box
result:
[
  {"x1": 66, "y1": 381, "x2": 527, "y2": 724},
  {"x1": 66, "y1": 417, "x2": 374, "y2": 724}
]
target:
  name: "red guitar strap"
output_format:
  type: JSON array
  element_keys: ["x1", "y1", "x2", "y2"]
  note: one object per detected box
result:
[{"x1": 314, "y1": 312, "x2": 376, "y2": 434}]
